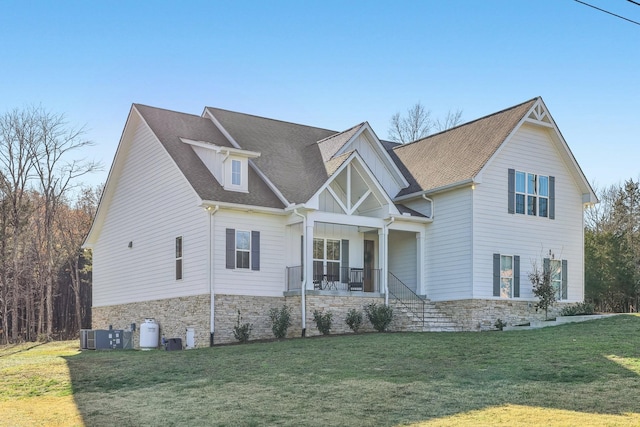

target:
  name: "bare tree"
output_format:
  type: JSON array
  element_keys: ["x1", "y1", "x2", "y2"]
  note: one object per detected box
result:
[
  {"x1": 0, "y1": 106, "x2": 99, "y2": 343},
  {"x1": 388, "y1": 102, "x2": 463, "y2": 144},
  {"x1": 57, "y1": 186, "x2": 100, "y2": 333},
  {"x1": 0, "y1": 107, "x2": 39, "y2": 341},
  {"x1": 29, "y1": 108, "x2": 98, "y2": 339},
  {"x1": 434, "y1": 109, "x2": 463, "y2": 132}
]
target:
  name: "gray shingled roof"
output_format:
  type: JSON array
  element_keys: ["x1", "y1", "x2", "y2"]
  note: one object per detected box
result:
[
  {"x1": 134, "y1": 104, "x2": 285, "y2": 208},
  {"x1": 392, "y1": 98, "x2": 538, "y2": 196},
  {"x1": 317, "y1": 123, "x2": 364, "y2": 162},
  {"x1": 205, "y1": 107, "x2": 339, "y2": 204}
]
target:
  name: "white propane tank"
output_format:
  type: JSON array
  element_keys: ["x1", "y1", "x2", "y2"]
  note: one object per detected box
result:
[{"x1": 139, "y1": 318, "x2": 159, "y2": 350}]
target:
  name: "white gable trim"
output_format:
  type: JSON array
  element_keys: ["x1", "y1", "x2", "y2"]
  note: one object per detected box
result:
[
  {"x1": 334, "y1": 122, "x2": 409, "y2": 189},
  {"x1": 476, "y1": 98, "x2": 597, "y2": 204},
  {"x1": 307, "y1": 150, "x2": 400, "y2": 216}
]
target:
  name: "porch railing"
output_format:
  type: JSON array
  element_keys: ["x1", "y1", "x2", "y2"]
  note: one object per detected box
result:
[
  {"x1": 286, "y1": 266, "x2": 303, "y2": 291},
  {"x1": 285, "y1": 266, "x2": 380, "y2": 293},
  {"x1": 388, "y1": 272, "x2": 425, "y2": 328}
]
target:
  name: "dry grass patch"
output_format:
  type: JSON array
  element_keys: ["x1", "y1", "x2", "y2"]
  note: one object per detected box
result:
[
  {"x1": 0, "y1": 341, "x2": 82, "y2": 427},
  {"x1": 410, "y1": 404, "x2": 640, "y2": 427}
]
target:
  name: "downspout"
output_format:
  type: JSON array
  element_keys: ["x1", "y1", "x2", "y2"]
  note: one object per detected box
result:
[
  {"x1": 422, "y1": 194, "x2": 434, "y2": 219},
  {"x1": 383, "y1": 217, "x2": 394, "y2": 306},
  {"x1": 293, "y1": 209, "x2": 307, "y2": 337},
  {"x1": 207, "y1": 205, "x2": 219, "y2": 346}
]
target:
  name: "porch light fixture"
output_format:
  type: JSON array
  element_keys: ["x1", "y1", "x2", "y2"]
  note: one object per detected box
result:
[{"x1": 128, "y1": 241, "x2": 133, "y2": 248}]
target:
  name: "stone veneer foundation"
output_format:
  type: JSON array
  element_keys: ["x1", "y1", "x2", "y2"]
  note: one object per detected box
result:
[
  {"x1": 434, "y1": 299, "x2": 569, "y2": 331},
  {"x1": 92, "y1": 294, "x2": 210, "y2": 349},
  {"x1": 93, "y1": 292, "x2": 389, "y2": 347},
  {"x1": 93, "y1": 294, "x2": 570, "y2": 347}
]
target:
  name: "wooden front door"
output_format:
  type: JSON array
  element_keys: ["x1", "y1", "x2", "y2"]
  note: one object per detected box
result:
[{"x1": 364, "y1": 240, "x2": 375, "y2": 292}]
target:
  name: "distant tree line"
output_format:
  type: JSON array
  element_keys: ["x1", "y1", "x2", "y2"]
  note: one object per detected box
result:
[
  {"x1": 585, "y1": 179, "x2": 640, "y2": 312},
  {"x1": 0, "y1": 106, "x2": 100, "y2": 344}
]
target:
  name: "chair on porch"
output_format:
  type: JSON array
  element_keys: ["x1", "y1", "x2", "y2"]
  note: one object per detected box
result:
[
  {"x1": 348, "y1": 268, "x2": 364, "y2": 291},
  {"x1": 313, "y1": 274, "x2": 323, "y2": 290}
]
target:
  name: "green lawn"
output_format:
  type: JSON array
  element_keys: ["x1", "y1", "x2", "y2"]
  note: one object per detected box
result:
[{"x1": 1, "y1": 315, "x2": 640, "y2": 426}]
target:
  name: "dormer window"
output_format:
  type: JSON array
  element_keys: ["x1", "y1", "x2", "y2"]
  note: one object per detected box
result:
[
  {"x1": 231, "y1": 159, "x2": 241, "y2": 186},
  {"x1": 224, "y1": 155, "x2": 248, "y2": 192},
  {"x1": 180, "y1": 138, "x2": 260, "y2": 194}
]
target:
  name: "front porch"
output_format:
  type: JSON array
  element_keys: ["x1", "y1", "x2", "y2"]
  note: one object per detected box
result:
[{"x1": 285, "y1": 266, "x2": 382, "y2": 293}]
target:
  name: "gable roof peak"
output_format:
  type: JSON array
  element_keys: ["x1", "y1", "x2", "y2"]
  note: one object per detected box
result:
[
  {"x1": 396, "y1": 96, "x2": 541, "y2": 149},
  {"x1": 392, "y1": 97, "x2": 540, "y2": 196}
]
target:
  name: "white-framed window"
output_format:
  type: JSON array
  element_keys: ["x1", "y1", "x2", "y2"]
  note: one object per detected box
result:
[
  {"x1": 175, "y1": 236, "x2": 183, "y2": 280},
  {"x1": 515, "y1": 171, "x2": 549, "y2": 217},
  {"x1": 235, "y1": 230, "x2": 250, "y2": 269},
  {"x1": 313, "y1": 238, "x2": 340, "y2": 281},
  {"x1": 500, "y1": 255, "x2": 513, "y2": 298},
  {"x1": 226, "y1": 228, "x2": 260, "y2": 271},
  {"x1": 493, "y1": 253, "x2": 520, "y2": 298},
  {"x1": 231, "y1": 159, "x2": 241, "y2": 186},
  {"x1": 550, "y1": 259, "x2": 562, "y2": 298},
  {"x1": 510, "y1": 169, "x2": 554, "y2": 219}
]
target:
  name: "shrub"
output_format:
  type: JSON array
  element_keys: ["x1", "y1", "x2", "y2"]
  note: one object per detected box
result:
[
  {"x1": 364, "y1": 303, "x2": 393, "y2": 332},
  {"x1": 560, "y1": 302, "x2": 596, "y2": 316},
  {"x1": 312, "y1": 310, "x2": 333, "y2": 335},
  {"x1": 268, "y1": 305, "x2": 292, "y2": 339},
  {"x1": 233, "y1": 310, "x2": 252, "y2": 343},
  {"x1": 494, "y1": 318, "x2": 507, "y2": 331},
  {"x1": 345, "y1": 308, "x2": 363, "y2": 333},
  {"x1": 530, "y1": 263, "x2": 556, "y2": 320}
]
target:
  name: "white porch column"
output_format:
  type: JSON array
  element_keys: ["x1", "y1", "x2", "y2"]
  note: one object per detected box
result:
[{"x1": 379, "y1": 227, "x2": 388, "y2": 305}]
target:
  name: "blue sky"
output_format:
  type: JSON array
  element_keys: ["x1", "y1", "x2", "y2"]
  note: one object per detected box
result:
[{"x1": 1, "y1": 0, "x2": 638, "y2": 191}]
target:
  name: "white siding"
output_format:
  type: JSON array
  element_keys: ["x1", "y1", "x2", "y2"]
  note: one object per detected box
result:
[
  {"x1": 192, "y1": 145, "x2": 224, "y2": 184},
  {"x1": 473, "y1": 123, "x2": 585, "y2": 301},
  {"x1": 424, "y1": 187, "x2": 474, "y2": 300},
  {"x1": 388, "y1": 230, "x2": 417, "y2": 292},
  {"x1": 213, "y1": 211, "x2": 287, "y2": 297},
  {"x1": 349, "y1": 134, "x2": 402, "y2": 198},
  {"x1": 403, "y1": 197, "x2": 433, "y2": 218},
  {"x1": 93, "y1": 121, "x2": 209, "y2": 307}
]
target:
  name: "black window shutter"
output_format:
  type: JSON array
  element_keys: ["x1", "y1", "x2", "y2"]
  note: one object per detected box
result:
[
  {"x1": 508, "y1": 169, "x2": 515, "y2": 214},
  {"x1": 225, "y1": 229, "x2": 235, "y2": 269},
  {"x1": 561, "y1": 260, "x2": 568, "y2": 299},
  {"x1": 493, "y1": 253, "x2": 501, "y2": 296},
  {"x1": 341, "y1": 240, "x2": 349, "y2": 283},
  {"x1": 543, "y1": 257, "x2": 550, "y2": 275},
  {"x1": 251, "y1": 231, "x2": 260, "y2": 271},
  {"x1": 549, "y1": 176, "x2": 555, "y2": 220},
  {"x1": 513, "y1": 255, "x2": 520, "y2": 298}
]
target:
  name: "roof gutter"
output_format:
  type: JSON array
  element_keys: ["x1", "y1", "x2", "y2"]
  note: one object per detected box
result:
[
  {"x1": 200, "y1": 200, "x2": 286, "y2": 215},
  {"x1": 394, "y1": 178, "x2": 475, "y2": 202},
  {"x1": 206, "y1": 205, "x2": 220, "y2": 346},
  {"x1": 293, "y1": 209, "x2": 307, "y2": 337}
]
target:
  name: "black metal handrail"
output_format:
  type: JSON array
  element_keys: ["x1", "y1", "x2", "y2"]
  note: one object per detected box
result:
[{"x1": 387, "y1": 272, "x2": 425, "y2": 328}]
